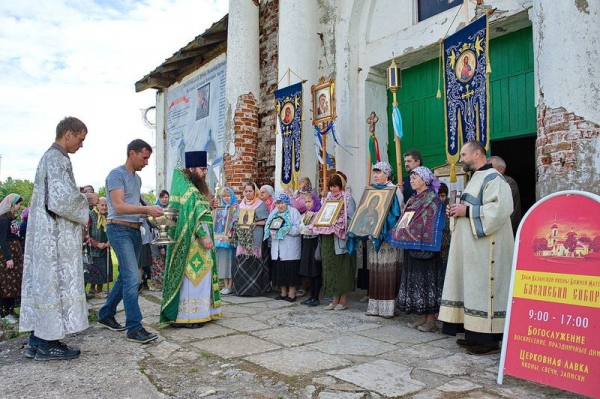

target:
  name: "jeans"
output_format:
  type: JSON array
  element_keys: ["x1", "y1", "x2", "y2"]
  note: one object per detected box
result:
[
  {"x1": 29, "y1": 333, "x2": 48, "y2": 348},
  {"x1": 98, "y1": 224, "x2": 142, "y2": 334}
]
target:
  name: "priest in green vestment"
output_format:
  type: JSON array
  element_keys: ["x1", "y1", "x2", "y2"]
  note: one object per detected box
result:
[{"x1": 160, "y1": 151, "x2": 222, "y2": 328}]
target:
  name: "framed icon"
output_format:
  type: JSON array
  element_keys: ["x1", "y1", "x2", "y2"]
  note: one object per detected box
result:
[
  {"x1": 302, "y1": 211, "x2": 315, "y2": 226},
  {"x1": 313, "y1": 200, "x2": 343, "y2": 227},
  {"x1": 213, "y1": 206, "x2": 233, "y2": 241},
  {"x1": 237, "y1": 209, "x2": 255, "y2": 229},
  {"x1": 348, "y1": 186, "x2": 397, "y2": 237},
  {"x1": 311, "y1": 76, "x2": 336, "y2": 126},
  {"x1": 269, "y1": 216, "x2": 285, "y2": 231}
]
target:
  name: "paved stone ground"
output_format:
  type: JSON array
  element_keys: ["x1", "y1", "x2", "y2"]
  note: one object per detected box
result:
[{"x1": 0, "y1": 290, "x2": 585, "y2": 398}]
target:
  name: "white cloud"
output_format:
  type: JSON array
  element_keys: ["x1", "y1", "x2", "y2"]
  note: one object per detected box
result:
[{"x1": 0, "y1": 0, "x2": 228, "y2": 192}]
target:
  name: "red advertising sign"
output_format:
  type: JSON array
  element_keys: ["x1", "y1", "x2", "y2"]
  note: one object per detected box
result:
[{"x1": 499, "y1": 191, "x2": 600, "y2": 398}]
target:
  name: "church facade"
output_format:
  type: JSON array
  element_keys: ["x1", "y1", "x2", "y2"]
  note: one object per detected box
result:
[{"x1": 136, "y1": 0, "x2": 599, "y2": 212}]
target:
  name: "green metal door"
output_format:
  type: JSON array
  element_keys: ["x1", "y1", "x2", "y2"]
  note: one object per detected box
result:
[{"x1": 387, "y1": 26, "x2": 535, "y2": 178}]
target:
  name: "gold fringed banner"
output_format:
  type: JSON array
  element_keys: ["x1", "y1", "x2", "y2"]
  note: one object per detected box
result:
[{"x1": 442, "y1": 14, "x2": 490, "y2": 182}]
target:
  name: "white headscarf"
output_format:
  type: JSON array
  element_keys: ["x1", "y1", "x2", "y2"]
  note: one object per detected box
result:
[{"x1": 0, "y1": 194, "x2": 21, "y2": 217}]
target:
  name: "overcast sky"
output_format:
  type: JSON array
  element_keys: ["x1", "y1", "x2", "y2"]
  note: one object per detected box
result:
[{"x1": 0, "y1": 0, "x2": 228, "y2": 192}]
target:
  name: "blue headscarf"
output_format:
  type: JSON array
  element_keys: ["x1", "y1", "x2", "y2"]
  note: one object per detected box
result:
[
  {"x1": 264, "y1": 193, "x2": 293, "y2": 240},
  {"x1": 215, "y1": 187, "x2": 239, "y2": 249},
  {"x1": 219, "y1": 187, "x2": 239, "y2": 207}
]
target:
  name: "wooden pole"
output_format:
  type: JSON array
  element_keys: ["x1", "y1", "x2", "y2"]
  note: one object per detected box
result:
[{"x1": 464, "y1": 0, "x2": 469, "y2": 25}]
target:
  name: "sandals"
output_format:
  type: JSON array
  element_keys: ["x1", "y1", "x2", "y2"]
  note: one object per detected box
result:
[
  {"x1": 418, "y1": 320, "x2": 437, "y2": 332},
  {"x1": 407, "y1": 316, "x2": 427, "y2": 329}
]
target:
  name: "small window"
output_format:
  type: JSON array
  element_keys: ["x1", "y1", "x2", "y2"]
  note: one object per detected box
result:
[{"x1": 418, "y1": 0, "x2": 462, "y2": 22}]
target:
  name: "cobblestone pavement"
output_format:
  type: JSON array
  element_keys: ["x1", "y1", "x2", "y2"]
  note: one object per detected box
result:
[{"x1": 0, "y1": 290, "x2": 585, "y2": 398}]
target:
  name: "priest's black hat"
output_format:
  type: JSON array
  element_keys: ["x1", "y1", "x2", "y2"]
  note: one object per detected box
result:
[{"x1": 185, "y1": 151, "x2": 207, "y2": 168}]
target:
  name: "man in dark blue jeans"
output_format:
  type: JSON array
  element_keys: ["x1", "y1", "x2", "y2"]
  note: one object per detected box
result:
[{"x1": 97, "y1": 139, "x2": 164, "y2": 343}]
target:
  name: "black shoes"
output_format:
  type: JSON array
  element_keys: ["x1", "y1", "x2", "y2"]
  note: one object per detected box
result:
[
  {"x1": 34, "y1": 341, "x2": 81, "y2": 361},
  {"x1": 171, "y1": 322, "x2": 205, "y2": 329},
  {"x1": 284, "y1": 296, "x2": 297, "y2": 303},
  {"x1": 98, "y1": 316, "x2": 127, "y2": 331},
  {"x1": 301, "y1": 298, "x2": 320, "y2": 307},
  {"x1": 456, "y1": 339, "x2": 501, "y2": 355},
  {"x1": 274, "y1": 295, "x2": 287, "y2": 300},
  {"x1": 127, "y1": 327, "x2": 158, "y2": 343},
  {"x1": 24, "y1": 346, "x2": 37, "y2": 359},
  {"x1": 467, "y1": 343, "x2": 501, "y2": 355}
]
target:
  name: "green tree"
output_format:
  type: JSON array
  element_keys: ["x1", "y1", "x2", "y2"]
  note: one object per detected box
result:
[
  {"x1": 143, "y1": 190, "x2": 156, "y2": 205},
  {"x1": 96, "y1": 187, "x2": 156, "y2": 205},
  {"x1": 0, "y1": 177, "x2": 34, "y2": 206}
]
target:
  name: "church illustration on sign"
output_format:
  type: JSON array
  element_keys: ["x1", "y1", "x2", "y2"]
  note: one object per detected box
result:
[{"x1": 532, "y1": 220, "x2": 598, "y2": 260}]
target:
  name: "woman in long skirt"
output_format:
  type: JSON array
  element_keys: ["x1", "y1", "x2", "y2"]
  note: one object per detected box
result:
[
  {"x1": 310, "y1": 172, "x2": 356, "y2": 310},
  {"x1": 0, "y1": 194, "x2": 24, "y2": 323},
  {"x1": 232, "y1": 183, "x2": 271, "y2": 296}
]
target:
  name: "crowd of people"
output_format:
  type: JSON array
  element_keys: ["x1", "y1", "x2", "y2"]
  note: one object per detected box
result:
[{"x1": 0, "y1": 116, "x2": 522, "y2": 361}]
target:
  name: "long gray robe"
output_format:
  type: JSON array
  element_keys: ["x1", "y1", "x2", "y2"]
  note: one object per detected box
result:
[
  {"x1": 19, "y1": 144, "x2": 90, "y2": 340},
  {"x1": 438, "y1": 167, "x2": 514, "y2": 334}
]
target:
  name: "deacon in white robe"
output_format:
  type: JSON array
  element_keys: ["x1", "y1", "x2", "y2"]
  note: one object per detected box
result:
[
  {"x1": 439, "y1": 141, "x2": 514, "y2": 354},
  {"x1": 20, "y1": 118, "x2": 95, "y2": 351}
]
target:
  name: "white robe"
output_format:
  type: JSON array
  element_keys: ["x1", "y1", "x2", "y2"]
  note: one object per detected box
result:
[
  {"x1": 438, "y1": 167, "x2": 514, "y2": 334},
  {"x1": 19, "y1": 144, "x2": 90, "y2": 340}
]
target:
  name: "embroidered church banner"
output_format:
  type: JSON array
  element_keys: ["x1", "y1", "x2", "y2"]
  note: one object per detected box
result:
[
  {"x1": 443, "y1": 14, "x2": 489, "y2": 176},
  {"x1": 275, "y1": 83, "x2": 302, "y2": 186}
]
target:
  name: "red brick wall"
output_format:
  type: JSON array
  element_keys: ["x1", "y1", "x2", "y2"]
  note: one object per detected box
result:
[
  {"x1": 257, "y1": 0, "x2": 279, "y2": 188},
  {"x1": 223, "y1": 0, "x2": 279, "y2": 198},
  {"x1": 536, "y1": 106, "x2": 600, "y2": 196},
  {"x1": 223, "y1": 93, "x2": 259, "y2": 197}
]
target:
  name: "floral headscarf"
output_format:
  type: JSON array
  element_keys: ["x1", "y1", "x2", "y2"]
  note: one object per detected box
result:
[
  {"x1": 411, "y1": 166, "x2": 441, "y2": 193},
  {"x1": 264, "y1": 196, "x2": 293, "y2": 240}
]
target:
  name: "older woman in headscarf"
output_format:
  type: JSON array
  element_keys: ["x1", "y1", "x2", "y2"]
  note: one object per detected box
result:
[
  {"x1": 264, "y1": 193, "x2": 302, "y2": 302},
  {"x1": 259, "y1": 185, "x2": 275, "y2": 212},
  {"x1": 310, "y1": 172, "x2": 356, "y2": 310},
  {"x1": 0, "y1": 194, "x2": 24, "y2": 324},
  {"x1": 361, "y1": 161, "x2": 403, "y2": 319},
  {"x1": 389, "y1": 166, "x2": 445, "y2": 332},
  {"x1": 85, "y1": 197, "x2": 113, "y2": 298},
  {"x1": 233, "y1": 182, "x2": 271, "y2": 296},
  {"x1": 216, "y1": 187, "x2": 238, "y2": 295}
]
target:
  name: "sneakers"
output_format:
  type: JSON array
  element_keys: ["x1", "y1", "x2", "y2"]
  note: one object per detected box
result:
[
  {"x1": 127, "y1": 328, "x2": 158, "y2": 343},
  {"x1": 97, "y1": 316, "x2": 127, "y2": 331},
  {"x1": 220, "y1": 288, "x2": 231, "y2": 295},
  {"x1": 34, "y1": 341, "x2": 81, "y2": 361},
  {"x1": 24, "y1": 346, "x2": 37, "y2": 359}
]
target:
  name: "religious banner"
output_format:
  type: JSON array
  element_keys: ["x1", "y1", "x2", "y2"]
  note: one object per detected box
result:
[
  {"x1": 275, "y1": 82, "x2": 302, "y2": 187},
  {"x1": 443, "y1": 14, "x2": 489, "y2": 181},
  {"x1": 498, "y1": 191, "x2": 600, "y2": 399}
]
